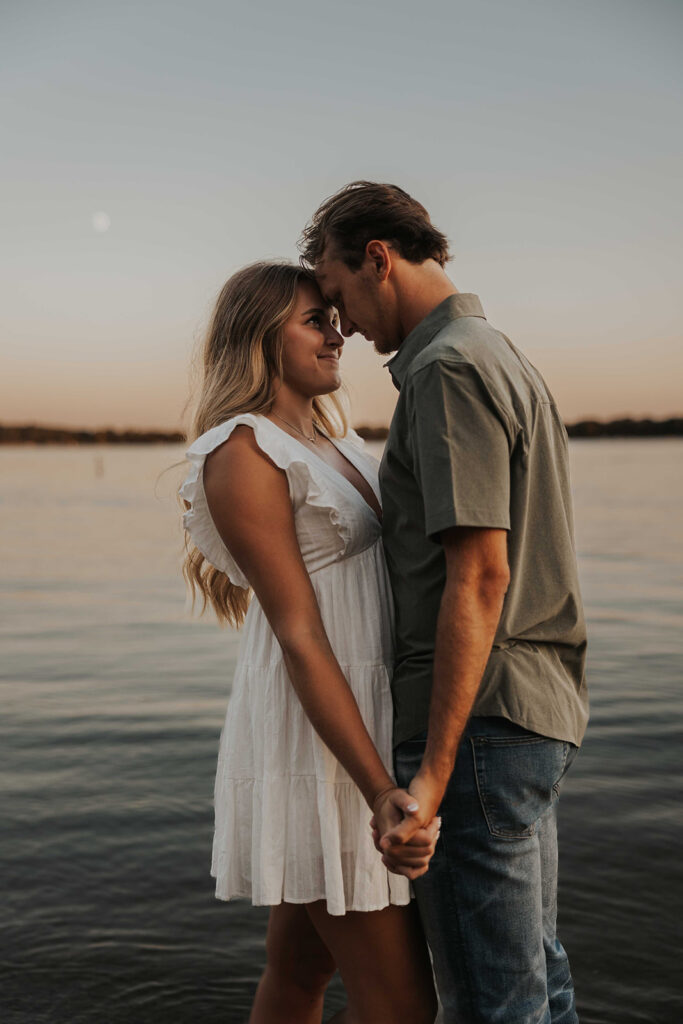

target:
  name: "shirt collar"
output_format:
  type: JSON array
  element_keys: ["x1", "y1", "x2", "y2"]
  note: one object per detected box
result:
[{"x1": 384, "y1": 293, "x2": 486, "y2": 390}]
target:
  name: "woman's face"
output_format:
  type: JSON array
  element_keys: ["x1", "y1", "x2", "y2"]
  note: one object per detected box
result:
[{"x1": 280, "y1": 280, "x2": 344, "y2": 398}]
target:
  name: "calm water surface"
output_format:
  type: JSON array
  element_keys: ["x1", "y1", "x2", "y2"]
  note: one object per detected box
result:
[{"x1": 2, "y1": 440, "x2": 682, "y2": 1023}]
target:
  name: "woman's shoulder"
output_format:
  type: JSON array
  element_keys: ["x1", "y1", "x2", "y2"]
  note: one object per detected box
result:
[
  {"x1": 189, "y1": 414, "x2": 300, "y2": 472},
  {"x1": 185, "y1": 413, "x2": 267, "y2": 458},
  {"x1": 203, "y1": 423, "x2": 284, "y2": 497},
  {"x1": 182, "y1": 414, "x2": 312, "y2": 507}
]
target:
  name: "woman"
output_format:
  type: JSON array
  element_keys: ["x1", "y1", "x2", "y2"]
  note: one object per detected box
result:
[{"x1": 181, "y1": 261, "x2": 438, "y2": 1024}]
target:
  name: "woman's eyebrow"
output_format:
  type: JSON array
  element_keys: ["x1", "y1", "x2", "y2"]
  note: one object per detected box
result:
[{"x1": 301, "y1": 306, "x2": 329, "y2": 317}]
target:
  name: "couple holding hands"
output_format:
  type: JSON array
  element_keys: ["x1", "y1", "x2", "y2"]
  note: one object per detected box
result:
[{"x1": 181, "y1": 182, "x2": 588, "y2": 1023}]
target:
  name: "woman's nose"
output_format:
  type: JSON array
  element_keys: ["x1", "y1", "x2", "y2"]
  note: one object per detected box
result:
[{"x1": 327, "y1": 326, "x2": 345, "y2": 349}]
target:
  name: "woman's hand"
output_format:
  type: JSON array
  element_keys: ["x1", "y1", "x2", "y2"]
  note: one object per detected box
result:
[{"x1": 370, "y1": 788, "x2": 441, "y2": 880}]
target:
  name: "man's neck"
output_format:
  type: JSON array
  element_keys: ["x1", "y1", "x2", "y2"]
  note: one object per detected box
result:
[{"x1": 394, "y1": 261, "x2": 459, "y2": 343}]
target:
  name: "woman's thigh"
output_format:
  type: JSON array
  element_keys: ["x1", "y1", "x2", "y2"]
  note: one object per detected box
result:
[
  {"x1": 264, "y1": 902, "x2": 337, "y2": 989},
  {"x1": 305, "y1": 900, "x2": 437, "y2": 1024}
]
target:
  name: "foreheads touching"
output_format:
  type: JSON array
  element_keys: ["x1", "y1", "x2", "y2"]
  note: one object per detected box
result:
[{"x1": 298, "y1": 181, "x2": 451, "y2": 354}]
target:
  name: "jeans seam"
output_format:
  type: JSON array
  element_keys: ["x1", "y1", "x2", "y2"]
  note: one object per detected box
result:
[
  {"x1": 552, "y1": 741, "x2": 571, "y2": 799},
  {"x1": 471, "y1": 735, "x2": 547, "y2": 747},
  {"x1": 437, "y1": 789, "x2": 480, "y2": 1021},
  {"x1": 470, "y1": 737, "x2": 494, "y2": 838}
]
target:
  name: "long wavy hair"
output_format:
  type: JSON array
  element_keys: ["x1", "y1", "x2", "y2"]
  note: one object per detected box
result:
[{"x1": 183, "y1": 260, "x2": 347, "y2": 626}]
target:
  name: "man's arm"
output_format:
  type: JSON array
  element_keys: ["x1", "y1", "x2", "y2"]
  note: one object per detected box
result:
[{"x1": 379, "y1": 524, "x2": 509, "y2": 856}]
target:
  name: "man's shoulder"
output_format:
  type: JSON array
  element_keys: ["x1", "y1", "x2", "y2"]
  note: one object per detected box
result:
[
  {"x1": 410, "y1": 316, "x2": 551, "y2": 406},
  {"x1": 407, "y1": 315, "x2": 509, "y2": 382}
]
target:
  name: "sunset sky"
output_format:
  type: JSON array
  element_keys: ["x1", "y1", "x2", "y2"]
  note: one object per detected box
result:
[{"x1": 1, "y1": 0, "x2": 681, "y2": 430}]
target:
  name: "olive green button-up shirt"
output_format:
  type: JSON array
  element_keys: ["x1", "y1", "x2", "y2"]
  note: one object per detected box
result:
[{"x1": 380, "y1": 294, "x2": 588, "y2": 749}]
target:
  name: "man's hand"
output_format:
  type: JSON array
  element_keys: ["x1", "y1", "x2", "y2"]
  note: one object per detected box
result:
[
  {"x1": 371, "y1": 768, "x2": 447, "y2": 877},
  {"x1": 371, "y1": 786, "x2": 442, "y2": 879}
]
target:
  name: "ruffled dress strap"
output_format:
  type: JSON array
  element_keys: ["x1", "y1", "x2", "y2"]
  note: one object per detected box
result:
[
  {"x1": 179, "y1": 414, "x2": 353, "y2": 585},
  {"x1": 341, "y1": 426, "x2": 366, "y2": 450}
]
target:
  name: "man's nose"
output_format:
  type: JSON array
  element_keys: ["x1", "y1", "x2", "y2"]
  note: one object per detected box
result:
[{"x1": 339, "y1": 312, "x2": 356, "y2": 337}]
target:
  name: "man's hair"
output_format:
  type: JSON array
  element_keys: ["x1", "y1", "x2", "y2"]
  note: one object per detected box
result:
[{"x1": 299, "y1": 181, "x2": 451, "y2": 271}]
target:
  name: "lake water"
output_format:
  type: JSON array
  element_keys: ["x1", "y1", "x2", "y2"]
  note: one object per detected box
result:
[{"x1": 2, "y1": 440, "x2": 682, "y2": 1024}]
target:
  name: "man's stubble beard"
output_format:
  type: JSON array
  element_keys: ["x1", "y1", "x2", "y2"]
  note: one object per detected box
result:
[{"x1": 373, "y1": 337, "x2": 399, "y2": 357}]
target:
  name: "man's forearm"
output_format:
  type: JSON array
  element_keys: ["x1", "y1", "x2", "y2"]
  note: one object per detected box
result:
[
  {"x1": 382, "y1": 529, "x2": 509, "y2": 846},
  {"x1": 422, "y1": 572, "x2": 507, "y2": 787}
]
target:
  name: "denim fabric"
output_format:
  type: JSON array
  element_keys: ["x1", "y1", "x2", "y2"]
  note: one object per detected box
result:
[{"x1": 395, "y1": 716, "x2": 578, "y2": 1024}]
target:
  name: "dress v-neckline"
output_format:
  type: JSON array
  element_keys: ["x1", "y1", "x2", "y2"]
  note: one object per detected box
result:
[{"x1": 264, "y1": 418, "x2": 382, "y2": 524}]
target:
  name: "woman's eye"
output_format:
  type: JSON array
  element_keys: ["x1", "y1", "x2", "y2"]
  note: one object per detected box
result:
[{"x1": 308, "y1": 315, "x2": 323, "y2": 328}]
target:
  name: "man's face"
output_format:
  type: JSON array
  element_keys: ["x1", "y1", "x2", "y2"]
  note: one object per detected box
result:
[{"x1": 315, "y1": 247, "x2": 400, "y2": 356}]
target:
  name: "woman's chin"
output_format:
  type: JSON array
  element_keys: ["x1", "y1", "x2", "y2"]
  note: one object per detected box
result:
[{"x1": 314, "y1": 372, "x2": 342, "y2": 396}]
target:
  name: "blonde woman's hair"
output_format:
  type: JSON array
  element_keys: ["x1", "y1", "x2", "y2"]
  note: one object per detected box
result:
[{"x1": 183, "y1": 260, "x2": 347, "y2": 626}]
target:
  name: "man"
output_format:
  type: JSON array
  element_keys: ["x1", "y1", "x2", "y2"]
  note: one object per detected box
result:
[{"x1": 299, "y1": 181, "x2": 588, "y2": 1024}]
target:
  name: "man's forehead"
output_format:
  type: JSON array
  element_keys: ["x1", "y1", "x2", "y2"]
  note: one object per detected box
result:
[
  {"x1": 314, "y1": 253, "x2": 344, "y2": 287},
  {"x1": 315, "y1": 253, "x2": 332, "y2": 277},
  {"x1": 313, "y1": 260, "x2": 336, "y2": 304}
]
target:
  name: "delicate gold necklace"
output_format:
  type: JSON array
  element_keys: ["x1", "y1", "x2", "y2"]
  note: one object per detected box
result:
[{"x1": 272, "y1": 412, "x2": 318, "y2": 444}]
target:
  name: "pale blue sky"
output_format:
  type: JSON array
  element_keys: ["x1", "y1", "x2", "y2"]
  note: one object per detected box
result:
[{"x1": 1, "y1": 0, "x2": 681, "y2": 428}]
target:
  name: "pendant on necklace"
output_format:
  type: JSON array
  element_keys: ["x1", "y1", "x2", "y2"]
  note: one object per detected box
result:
[{"x1": 272, "y1": 412, "x2": 318, "y2": 444}]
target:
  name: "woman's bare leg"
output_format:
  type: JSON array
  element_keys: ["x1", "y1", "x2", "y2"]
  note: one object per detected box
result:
[
  {"x1": 249, "y1": 903, "x2": 336, "y2": 1024},
  {"x1": 307, "y1": 900, "x2": 437, "y2": 1024}
]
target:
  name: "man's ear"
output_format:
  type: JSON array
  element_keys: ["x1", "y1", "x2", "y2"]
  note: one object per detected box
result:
[{"x1": 365, "y1": 240, "x2": 392, "y2": 281}]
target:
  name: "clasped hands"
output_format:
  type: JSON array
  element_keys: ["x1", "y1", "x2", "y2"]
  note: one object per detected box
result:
[{"x1": 370, "y1": 772, "x2": 443, "y2": 880}]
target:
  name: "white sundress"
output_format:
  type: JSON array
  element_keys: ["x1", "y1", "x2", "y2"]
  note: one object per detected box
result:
[{"x1": 180, "y1": 413, "x2": 410, "y2": 916}]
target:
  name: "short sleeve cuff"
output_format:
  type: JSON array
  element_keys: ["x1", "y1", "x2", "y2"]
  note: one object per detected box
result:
[{"x1": 425, "y1": 505, "x2": 511, "y2": 540}]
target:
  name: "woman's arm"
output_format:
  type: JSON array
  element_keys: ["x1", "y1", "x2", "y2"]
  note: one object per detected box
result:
[{"x1": 203, "y1": 426, "x2": 402, "y2": 811}]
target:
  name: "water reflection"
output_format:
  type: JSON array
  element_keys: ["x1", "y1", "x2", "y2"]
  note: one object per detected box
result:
[{"x1": 1, "y1": 441, "x2": 682, "y2": 1022}]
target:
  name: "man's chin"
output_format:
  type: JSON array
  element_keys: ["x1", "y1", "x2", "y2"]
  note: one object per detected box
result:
[
  {"x1": 372, "y1": 337, "x2": 398, "y2": 357},
  {"x1": 357, "y1": 328, "x2": 397, "y2": 357}
]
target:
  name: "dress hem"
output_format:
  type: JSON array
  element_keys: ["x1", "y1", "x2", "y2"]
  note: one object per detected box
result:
[{"x1": 211, "y1": 887, "x2": 413, "y2": 916}]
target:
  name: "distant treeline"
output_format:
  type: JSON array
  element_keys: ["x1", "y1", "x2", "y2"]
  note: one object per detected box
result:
[
  {"x1": 1, "y1": 418, "x2": 682, "y2": 445},
  {"x1": 355, "y1": 420, "x2": 683, "y2": 441},
  {"x1": 0, "y1": 424, "x2": 185, "y2": 445},
  {"x1": 563, "y1": 417, "x2": 683, "y2": 438}
]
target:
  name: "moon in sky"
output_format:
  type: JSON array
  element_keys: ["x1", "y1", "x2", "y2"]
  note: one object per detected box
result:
[{"x1": 92, "y1": 211, "x2": 111, "y2": 233}]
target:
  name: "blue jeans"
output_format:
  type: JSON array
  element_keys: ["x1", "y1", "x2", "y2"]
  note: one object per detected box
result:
[{"x1": 394, "y1": 716, "x2": 579, "y2": 1024}]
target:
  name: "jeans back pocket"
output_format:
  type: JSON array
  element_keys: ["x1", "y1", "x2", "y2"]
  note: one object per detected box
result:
[{"x1": 470, "y1": 732, "x2": 572, "y2": 840}]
